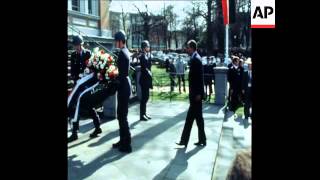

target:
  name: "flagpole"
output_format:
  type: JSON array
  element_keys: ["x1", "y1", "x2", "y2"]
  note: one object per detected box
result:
[
  {"x1": 225, "y1": 24, "x2": 229, "y2": 65},
  {"x1": 221, "y1": 0, "x2": 230, "y2": 66}
]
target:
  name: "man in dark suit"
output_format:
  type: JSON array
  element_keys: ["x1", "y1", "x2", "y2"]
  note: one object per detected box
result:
[
  {"x1": 227, "y1": 56, "x2": 244, "y2": 113},
  {"x1": 68, "y1": 35, "x2": 102, "y2": 143},
  {"x1": 242, "y1": 58, "x2": 252, "y2": 120},
  {"x1": 112, "y1": 30, "x2": 132, "y2": 153},
  {"x1": 176, "y1": 40, "x2": 206, "y2": 147},
  {"x1": 139, "y1": 40, "x2": 153, "y2": 121}
]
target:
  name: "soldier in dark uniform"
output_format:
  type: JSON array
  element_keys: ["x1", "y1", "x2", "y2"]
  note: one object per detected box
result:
[
  {"x1": 227, "y1": 56, "x2": 244, "y2": 113},
  {"x1": 112, "y1": 30, "x2": 132, "y2": 153},
  {"x1": 139, "y1": 40, "x2": 153, "y2": 121},
  {"x1": 68, "y1": 35, "x2": 102, "y2": 143},
  {"x1": 176, "y1": 40, "x2": 206, "y2": 147}
]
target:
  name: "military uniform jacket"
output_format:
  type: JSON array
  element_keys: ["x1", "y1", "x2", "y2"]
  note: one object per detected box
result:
[
  {"x1": 139, "y1": 52, "x2": 153, "y2": 88},
  {"x1": 228, "y1": 65, "x2": 244, "y2": 91},
  {"x1": 70, "y1": 49, "x2": 91, "y2": 81}
]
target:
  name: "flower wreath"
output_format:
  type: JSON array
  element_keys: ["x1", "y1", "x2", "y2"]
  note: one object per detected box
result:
[{"x1": 84, "y1": 47, "x2": 119, "y2": 81}]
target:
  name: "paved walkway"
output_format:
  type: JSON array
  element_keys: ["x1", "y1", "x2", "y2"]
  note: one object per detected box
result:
[
  {"x1": 68, "y1": 100, "x2": 225, "y2": 180},
  {"x1": 211, "y1": 111, "x2": 252, "y2": 180}
]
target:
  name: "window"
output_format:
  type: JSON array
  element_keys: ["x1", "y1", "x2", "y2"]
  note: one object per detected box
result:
[
  {"x1": 88, "y1": 0, "x2": 92, "y2": 14},
  {"x1": 91, "y1": 0, "x2": 99, "y2": 16},
  {"x1": 72, "y1": 0, "x2": 79, "y2": 11}
]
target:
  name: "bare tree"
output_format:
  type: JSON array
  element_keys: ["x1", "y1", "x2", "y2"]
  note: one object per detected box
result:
[
  {"x1": 133, "y1": 4, "x2": 152, "y2": 40},
  {"x1": 121, "y1": 4, "x2": 127, "y2": 33}
]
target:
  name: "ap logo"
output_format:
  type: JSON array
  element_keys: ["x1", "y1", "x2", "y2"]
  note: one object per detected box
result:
[{"x1": 251, "y1": 0, "x2": 275, "y2": 28}]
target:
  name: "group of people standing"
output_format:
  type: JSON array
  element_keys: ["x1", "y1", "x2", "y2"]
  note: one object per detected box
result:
[
  {"x1": 68, "y1": 30, "x2": 133, "y2": 153},
  {"x1": 227, "y1": 54, "x2": 252, "y2": 120},
  {"x1": 67, "y1": 30, "x2": 251, "y2": 154},
  {"x1": 67, "y1": 37, "x2": 208, "y2": 152},
  {"x1": 167, "y1": 55, "x2": 187, "y2": 93}
]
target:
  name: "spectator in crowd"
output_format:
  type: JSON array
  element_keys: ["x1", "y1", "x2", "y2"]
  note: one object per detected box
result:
[
  {"x1": 203, "y1": 57, "x2": 213, "y2": 102},
  {"x1": 242, "y1": 58, "x2": 252, "y2": 120},
  {"x1": 175, "y1": 54, "x2": 186, "y2": 93},
  {"x1": 169, "y1": 58, "x2": 176, "y2": 92},
  {"x1": 203, "y1": 57, "x2": 216, "y2": 102},
  {"x1": 165, "y1": 58, "x2": 170, "y2": 72}
]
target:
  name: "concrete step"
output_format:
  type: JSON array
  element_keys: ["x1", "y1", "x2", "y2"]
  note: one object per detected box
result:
[
  {"x1": 211, "y1": 127, "x2": 235, "y2": 180},
  {"x1": 211, "y1": 111, "x2": 252, "y2": 180}
]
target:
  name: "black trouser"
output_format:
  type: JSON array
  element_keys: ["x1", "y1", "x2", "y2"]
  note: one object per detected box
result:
[
  {"x1": 229, "y1": 88, "x2": 241, "y2": 112},
  {"x1": 170, "y1": 75, "x2": 175, "y2": 92},
  {"x1": 244, "y1": 87, "x2": 252, "y2": 119},
  {"x1": 117, "y1": 78, "x2": 131, "y2": 146},
  {"x1": 72, "y1": 108, "x2": 100, "y2": 132},
  {"x1": 140, "y1": 85, "x2": 150, "y2": 117},
  {"x1": 177, "y1": 74, "x2": 185, "y2": 92},
  {"x1": 180, "y1": 97, "x2": 206, "y2": 145}
]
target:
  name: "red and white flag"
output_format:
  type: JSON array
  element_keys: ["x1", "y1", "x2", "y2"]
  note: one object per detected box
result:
[{"x1": 221, "y1": 0, "x2": 229, "y2": 25}]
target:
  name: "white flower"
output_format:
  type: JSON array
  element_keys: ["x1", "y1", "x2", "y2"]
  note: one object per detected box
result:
[
  {"x1": 93, "y1": 47, "x2": 99, "y2": 53},
  {"x1": 100, "y1": 64, "x2": 105, "y2": 70}
]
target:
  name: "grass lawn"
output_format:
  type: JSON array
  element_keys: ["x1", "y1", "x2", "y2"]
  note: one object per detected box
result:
[
  {"x1": 235, "y1": 106, "x2": 244, "y2": 117},
  {"x1": 151, "y1": 65, "x2": 189, "y2": 87},
  {"x1": 150, "y1": 65, "x2": 218, "y2": 102},
  {"x1": 150, "y1": 91, "x2": 189, "y2": 101}
]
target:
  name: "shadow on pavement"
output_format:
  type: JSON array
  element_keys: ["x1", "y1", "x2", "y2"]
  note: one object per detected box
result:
[
  {"x1": 68, "y1": 102, "x2": 224, "y2": 180},
  {"x1": 152, "y1": 146, "x2": 204, "y2": 180},
  {"x1": 86, "y1": 119, "x2": 142, "y2": 148},
  {"x1": 68, "y1": 109, "x2": 189, "y2": 180},
  {"x1": 68, "y1": 138, "x2": 95, "y2": 149},
  {"x1": 202, "y1": 104, "x2": 224, "y2": 114}
]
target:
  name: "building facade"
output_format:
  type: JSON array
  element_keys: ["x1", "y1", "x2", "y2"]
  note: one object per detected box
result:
[
  {"x1": 68, "y1": 0, "x2": 113, "y2": 50},
  {"x1": 168, "y1": 30, "x2": 188, "y2": 50}
]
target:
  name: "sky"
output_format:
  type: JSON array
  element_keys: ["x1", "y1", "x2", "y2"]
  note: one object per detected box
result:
[{"x1": 109, "y1": 0, "x2": 206, "y2": 30}]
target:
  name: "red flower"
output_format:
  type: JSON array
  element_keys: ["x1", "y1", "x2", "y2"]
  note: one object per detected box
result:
[
  {"x1": 108, "y1": 68, "x2": 118, "y2": 79},
  {"x1": 101, "y1": 50, "x2": 105, "y2": 54},
  {"x1": 107, "y1": 56, "x2": 113, "y2": 64}
]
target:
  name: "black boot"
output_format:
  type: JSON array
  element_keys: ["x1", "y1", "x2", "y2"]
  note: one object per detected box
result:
[
  {"x1": 194, "y1": 141, "x2": 206, "y2": 146},
  {"x1": 119, "y1": 145, "x2": 132, "y2": 153},
  {"x1": 144, "y1": 114, "x2": 152, "y2": 120},
  {"x1": 89, "y1": 127, "x2": 102, "y2": 138},
  {"x1": 112, "y1": 141, "x2": 121, "y2": 149},
  {"x1": 68, "y1": 132, "x2": 78, "y2": 143},
  {"x1": 140, "y1": 115, "x2": 148, "y2": 121},
  {"x1": 68, "y1": 123, "x2": 79, "y2": 143}
]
